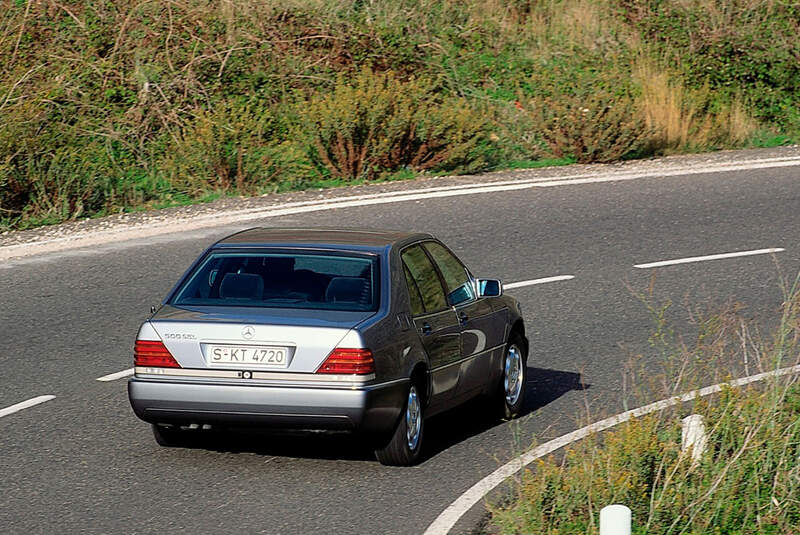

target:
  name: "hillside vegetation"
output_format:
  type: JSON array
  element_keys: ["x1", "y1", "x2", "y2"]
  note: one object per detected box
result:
[
  {"x1": 1, "y1": 0, "x2": 798, "y2": 230},
  {"x1": 490, "y1": 280, "x2": 800, "y2": 534}
]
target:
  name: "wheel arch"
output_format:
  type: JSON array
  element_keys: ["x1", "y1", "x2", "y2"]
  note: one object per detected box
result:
[
  {"x1": 509, "y1": 318, "x2": 528, "y2": 358},
  {"x1": 409, "y1": 361, "x2": 431, "y2": 408}
]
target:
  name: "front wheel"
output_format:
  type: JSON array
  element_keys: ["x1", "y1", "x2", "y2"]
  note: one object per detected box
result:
[
  {"x1": 496, "y1": 333, "x2": 527, "y2": 420},
  {"x1": 374, "y1": 384, "x2": 424, "y2": 466}
]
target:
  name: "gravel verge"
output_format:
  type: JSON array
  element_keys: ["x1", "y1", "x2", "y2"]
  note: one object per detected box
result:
[{"x1": 2, "y1": 146, "x2": 798, "y2": 261}]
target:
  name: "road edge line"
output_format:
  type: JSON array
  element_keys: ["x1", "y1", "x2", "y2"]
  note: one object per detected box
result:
[{"x1": 3, "y1": 154, "x2": 800, "y2": 262}]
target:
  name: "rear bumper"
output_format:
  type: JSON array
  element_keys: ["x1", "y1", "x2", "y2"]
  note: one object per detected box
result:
[{"x1": 128, "y1": 377, "x2": 408, "y2": 435}]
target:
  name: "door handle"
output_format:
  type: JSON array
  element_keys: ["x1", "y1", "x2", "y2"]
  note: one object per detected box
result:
[
  {"x1": 458, "y1": 311, "x2": 468, "y2": 324},
  {"x1": 420, "y1": 322, "x2": 432, "y2": 335}
]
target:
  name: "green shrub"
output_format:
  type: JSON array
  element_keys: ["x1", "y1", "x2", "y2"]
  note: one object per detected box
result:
[
  {"x1": 162, "y1": 101, "x2": 311, "y2": 195},
  {"x1": 0, "y1": 0, "x2": 797, "y2": 230},
  {"x1": 491, "y1": 286, "x2": 800, "y2": 534},
  {"x1": 513, "y1": 67, "x2": 654, "y2": 163},
  {"x1": 0, "y1": 97, "x2": 122, "y2": 228},
  {"x1": 622, "y1": 0, "x2": 800, "y2": 134},
  {"x1": 296, "y1": 69, "x2": 491, "y2": 180}
]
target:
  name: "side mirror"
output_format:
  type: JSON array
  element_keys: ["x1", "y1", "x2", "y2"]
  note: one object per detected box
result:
[{"x1": 476, "y1": 278, "x2": 502, "y2": 297}]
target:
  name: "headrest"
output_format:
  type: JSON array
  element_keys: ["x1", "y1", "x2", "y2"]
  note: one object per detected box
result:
[
  {"x1": 219, "y1": 273, "x2": 264, "y2": 299},
  {"x1": 325, "y1": 277, "x2": 369, "y2": 303}
]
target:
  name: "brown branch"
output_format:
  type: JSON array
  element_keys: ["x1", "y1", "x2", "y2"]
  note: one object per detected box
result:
[
  {"x1": 165, "y1": 2, "x2": 175, "y2": 74},
  {"x1": 48, "y1": 0, "x2": 85, "y2": 30},
  {"x1": 269, "y1": 35, "x2": 344, "y2": 44},
  {"x1": 0, "y1": 64, "x2": 45, "y2": 114},
  {"x1": 181, "y1": 45, "x2": 255, "y2": 72},
  {"x1": 110, "y1": 0, "x2": 151, "y2": 63}
]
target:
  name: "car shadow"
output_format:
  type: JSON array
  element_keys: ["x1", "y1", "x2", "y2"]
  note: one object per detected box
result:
[
  {"x1": 190, "y1": 428, "x2": 374, "y2": 461},
  {"x1": 181, "y1": 366, "x2": 589, "y2": 463},
  {"x1": 421, "y1": 367, "x2": 590, "y2": 462}
]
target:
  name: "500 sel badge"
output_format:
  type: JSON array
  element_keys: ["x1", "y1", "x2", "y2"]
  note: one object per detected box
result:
[{"x1": 163, "y1": 333, "x2": 196, "y2": 340}]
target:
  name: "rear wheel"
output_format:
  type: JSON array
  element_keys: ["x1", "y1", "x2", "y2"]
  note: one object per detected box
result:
[
  {"x1": 374, "y1": 384, "x2": 424, "y2": 466},
  {"x1": 496, "y1": 333, "x2": 527, "y2": 420},
  {"x1": 152, "y1": 424, "x2": 196, "y2": 448}
]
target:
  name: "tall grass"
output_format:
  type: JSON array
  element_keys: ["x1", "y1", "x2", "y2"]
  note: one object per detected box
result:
[
  {"x1": 490, "y1": 276, "x2": 800, "y2": 534},
  {"x1": 0, "y1": 0, "x2": 796, "y2": 230}
]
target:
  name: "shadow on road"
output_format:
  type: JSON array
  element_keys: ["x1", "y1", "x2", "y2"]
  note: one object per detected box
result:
[
  {"x1": 173, "y1": 366, "x2": 589, "y2": 463},
  {"x1": 199, "y1": 428, "x2": 376, "y2": 461},
  {"x1": 421, "y1": 367, "x2": 590, "y2": 462},
  {"x1": 524, "y1": 366, "x2": 590, "y2": 413}
]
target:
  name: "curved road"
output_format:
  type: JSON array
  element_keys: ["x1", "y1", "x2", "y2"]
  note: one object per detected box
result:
[{"x1": 1, "y1": 148, "x2": 799, "y2": 534}]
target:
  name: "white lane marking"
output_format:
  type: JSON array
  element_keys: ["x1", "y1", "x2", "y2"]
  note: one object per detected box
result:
[
  {"x1": 424, "y1": 363, "x2": 800, "y2": 535},
  {"x1": 634, "y1": 248, "x2": 785, "y2": 269},
  {"x1": 0, "y1": 395, "x2": 56, "y2": 419},
  {"x1": 96, "y1": 368, "x2": 134, "y2": 382},
  {"x1": 3, "y1": 154, "x2": 800, "y2": 261},
  {"x1": 504, "y1": 275, "x2": 574, "y2": 289}
]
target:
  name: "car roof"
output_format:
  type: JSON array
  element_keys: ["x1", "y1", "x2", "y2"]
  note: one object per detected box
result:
[{"x1": 213, "y1": 227, "x2": 433, "y2": 252}]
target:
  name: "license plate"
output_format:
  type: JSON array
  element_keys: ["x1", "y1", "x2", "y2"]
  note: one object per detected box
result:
[{"x1": 206, "y1": 345, "x2": 289, "y2": 368}]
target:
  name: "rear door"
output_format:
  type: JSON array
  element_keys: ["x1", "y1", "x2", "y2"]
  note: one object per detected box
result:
[
  {"x1": 422, "y1": 241, "x2": 503, "y2": 398},
  {"x1": 400, "y1": 245, "x2": 462, "y2": 407}
]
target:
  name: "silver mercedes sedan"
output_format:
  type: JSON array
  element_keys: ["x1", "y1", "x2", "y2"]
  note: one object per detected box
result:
[{"x1": 129, "y1": 228, "x2": 528, "y2": 465}]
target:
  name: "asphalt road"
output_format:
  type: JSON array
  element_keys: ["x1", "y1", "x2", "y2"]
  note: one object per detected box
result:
[{"x1": 1, "y1": 152, "x2": 799, "y2": 534}]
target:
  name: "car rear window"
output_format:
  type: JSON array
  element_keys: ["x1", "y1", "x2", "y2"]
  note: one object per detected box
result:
[{"x1": 170, "y1": 251, "x2": 379, "y2": 311}]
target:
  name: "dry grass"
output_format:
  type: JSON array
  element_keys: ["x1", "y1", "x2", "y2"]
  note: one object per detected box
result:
[
  {"x1": 635, "y1": 59, "x2": 758, "y2": 151},
  {"x1": 0, "y1": 0, "x2": 792, "y2": 230},
  {"x1": 491, "y1": 276, "x2": 800, "y2": 534}
]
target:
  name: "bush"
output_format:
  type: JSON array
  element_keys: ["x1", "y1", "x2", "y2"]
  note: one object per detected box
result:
[
  {"x1": 296, "y1": 69, "x2": 490, "y2": 180},
  {"x1": 491, "y1": 283, "x2": 800, "y2": 534},
  {"x1": 162, "y1": 101, "x2": 311, "y2": 195},
  {"x1": 622, "y1": 0, "x2": 800, "y2": 134},
  {"x1": 520, "y1": 92, "x2": 652, "y2": 163},
  {"x1": 0, "y1": 97, "x2": 127, "y2": 228},
  {"x1": 513, "y1": 68, "x2": 653, "y2": 163},
  {"x1": 0, "y1": 0, "x2": 797, "y2": 230}
]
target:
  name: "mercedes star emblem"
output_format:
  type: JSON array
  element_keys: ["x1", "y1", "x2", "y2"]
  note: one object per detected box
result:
[{"x1": 241, "y1": 325, "x2": 255, "y2": 339}]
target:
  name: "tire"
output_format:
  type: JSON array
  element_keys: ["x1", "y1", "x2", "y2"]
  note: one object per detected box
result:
[
  {"x1": 374, "y1": 384, "x2": 424, "y2": 466},
  {"x1": 152, "y1": 424, "x2": 195, "y2": 448},
  {"x1": 496, "y1": 332, "x2": 527, "y2": 420}
]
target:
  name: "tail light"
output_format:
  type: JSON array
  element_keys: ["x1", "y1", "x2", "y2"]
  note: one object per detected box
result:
[
  {"x1": 316, "y1": 348, "x2": 374, "y2": 375},
  {"x1": 134, "y1": 340, "x2": 181, "y2": 368}
]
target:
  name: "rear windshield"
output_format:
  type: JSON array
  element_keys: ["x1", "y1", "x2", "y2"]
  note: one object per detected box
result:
[{"x1": 170, "y1": 251, "x2": 380, "y2": 312}]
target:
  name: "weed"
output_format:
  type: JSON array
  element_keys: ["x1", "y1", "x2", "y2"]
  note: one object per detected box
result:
[
  {"x1": 296, "y1": 69, "x2": 489, "y2": 180},
  {"x1": 490, "y1": 276, "x2": 800, "y2": 534},
  {"x1": 0, "y1": 0, "x2": 797, "y2": 230}
]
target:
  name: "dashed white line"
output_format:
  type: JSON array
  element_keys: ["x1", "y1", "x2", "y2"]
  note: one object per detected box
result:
[
  {"x1": 423, "y1": 363, "x2": 800, "y2": 535},
  {"x1": 0, "y1": 395, "x2": 56, "y2": 419},
  {"x1": 96, "y1": 368, "x2": 134, "y2": 382},
  {"x1": 504, "y1": 275, "x2": 575, "y2": 289},
  {"x1": 634, "y1": 248, "x2": 785, "y2": 269}
]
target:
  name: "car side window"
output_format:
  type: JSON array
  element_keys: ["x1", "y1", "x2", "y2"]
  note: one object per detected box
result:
[
  {"x1": 401, "y1": 245, "x2": 448, "y2": 314},
  {"x1": 423, "y1": 241, "x2": 475, "y2": 306},
  {"x1": 403, "y1": 264, "x2": 425, "y2": 316}
]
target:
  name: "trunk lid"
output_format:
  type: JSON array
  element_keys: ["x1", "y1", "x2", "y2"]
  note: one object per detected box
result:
[{"x1": 148, "y1": 305, "x2": 374, "y2": 373}]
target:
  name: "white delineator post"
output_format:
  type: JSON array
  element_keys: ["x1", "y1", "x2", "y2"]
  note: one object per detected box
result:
[
  {"x1": 600, "y1": 504, "x2": 631, "y2": 535},
  {"x1": 681, "y1": 414, "x2": 707, "y2": 463}
]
